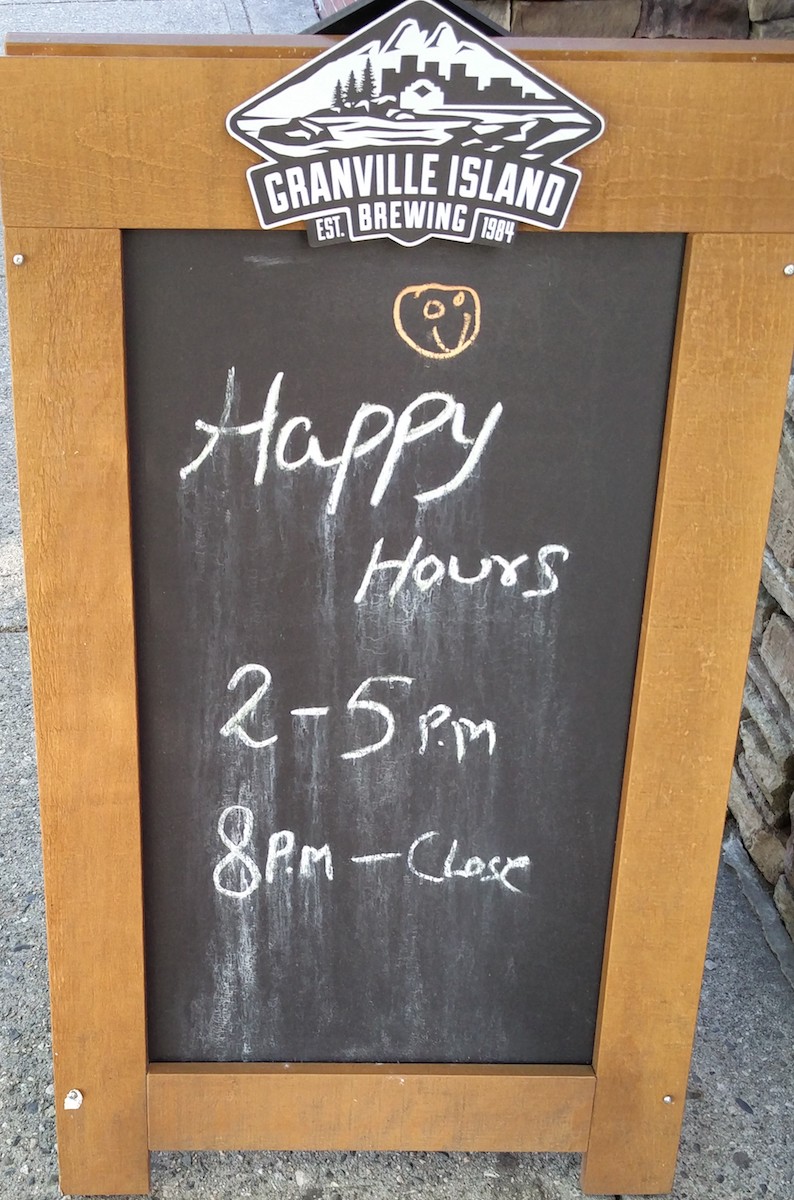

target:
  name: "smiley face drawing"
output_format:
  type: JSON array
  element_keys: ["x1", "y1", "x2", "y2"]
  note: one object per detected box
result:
[{"x1": 393, "y1": 284, "x2": 481, "y2": 360}]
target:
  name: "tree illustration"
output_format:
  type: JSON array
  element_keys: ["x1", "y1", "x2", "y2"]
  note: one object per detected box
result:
[
  {"x1": 360, "y1": 58, "x2": 377, "y2": 103},
  {"x1": 344, "y1": 70, "x2": 359, "y2": 108},
  {"x1": 332, "y1": 79, "x2": 344, "y2": 110}
]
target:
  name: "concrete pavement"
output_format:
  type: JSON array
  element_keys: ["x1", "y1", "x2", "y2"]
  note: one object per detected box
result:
[{"x1": 0, "y1": 2, "x2": 792, "y2": 1197}]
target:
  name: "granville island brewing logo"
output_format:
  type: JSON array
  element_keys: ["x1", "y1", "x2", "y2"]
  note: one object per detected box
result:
[{"x1": 226, "y1": 0, "x2": 605, "y2": 247}]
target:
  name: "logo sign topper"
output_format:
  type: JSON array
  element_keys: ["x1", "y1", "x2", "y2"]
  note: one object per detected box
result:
[{"x1": 227, "y1": 0, "x2": 605, "y2": 248}]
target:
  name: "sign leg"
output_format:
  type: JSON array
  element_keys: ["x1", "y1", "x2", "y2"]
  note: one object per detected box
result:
[
  {"x1": 6, "y1": 227, "x2": 150, "y2": 1196},
  {"x1": 582, "y1": 233, "x2": 794, "y2": 1195}
]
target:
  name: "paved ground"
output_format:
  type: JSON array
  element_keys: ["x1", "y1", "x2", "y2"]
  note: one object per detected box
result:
[{"x1": 0, "y1": 2, "x2": 792, "y2": 1197}]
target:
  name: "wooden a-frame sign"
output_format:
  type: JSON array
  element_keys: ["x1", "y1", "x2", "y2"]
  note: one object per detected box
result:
[{"x1": 1, "y1": 23, "x2": 793, "y2": 1198}]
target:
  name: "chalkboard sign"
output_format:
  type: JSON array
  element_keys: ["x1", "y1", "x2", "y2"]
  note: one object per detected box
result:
[
  {"x1": 4, "y1": 34, "x2": 793, "y2": 1198},
  {"x1": 124, "y1": 230, "x2": 684, "y2": 1065}
]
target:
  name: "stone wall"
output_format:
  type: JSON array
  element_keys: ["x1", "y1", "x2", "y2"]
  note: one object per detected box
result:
[
  {"x1": 315, "y1": 2, "x2": 794, "y2": 45},
  {"x1": 316, "y1": 1, "x2": 794, "y2": 43},
  {"x1": 730, "y1": 379, "x2": 794, "y2": 940},
  {"x1": 449, "y1": 0, "x2": 794, "y2": 38}
]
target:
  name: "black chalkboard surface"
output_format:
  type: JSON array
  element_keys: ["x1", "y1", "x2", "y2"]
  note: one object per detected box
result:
[{"x1": 124, "y1": 231, "x2": 683, "y2": 1065}]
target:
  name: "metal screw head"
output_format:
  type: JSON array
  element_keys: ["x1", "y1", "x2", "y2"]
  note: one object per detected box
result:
[
  {"x1": 11, "y1": 254, "x2": 25, "y2": 266},
  {"x1": 663, "y1": 1094, "x2": 674, "y2": 1105},
  {"x1": 64, "y1": 1089, "x2": 83, "y2": 1110},
  {"x1": 784, "y1": 264, "x2": 794, "y2": 277}
]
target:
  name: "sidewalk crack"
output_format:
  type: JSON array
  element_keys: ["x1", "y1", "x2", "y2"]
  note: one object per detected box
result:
[{"x1": 237, "y1": 0, "x2": 255, "y2": 34}]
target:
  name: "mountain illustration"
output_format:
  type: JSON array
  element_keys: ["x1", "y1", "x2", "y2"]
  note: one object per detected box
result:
[{"x1": 227, "y1": 2, "x2": 603, "y2": 167}]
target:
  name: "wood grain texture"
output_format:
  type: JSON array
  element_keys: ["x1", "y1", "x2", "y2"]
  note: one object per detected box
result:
[
  {"x1": 147, "y1": 1064, "x2": 595, "y2": 1152},
  {"x1": 582, "y1": 234, "x2": 794, "y2": 1195},
  {"x1": 0, "y1": 54, "x2": 793, "y2": 231},
  {"x1": 6, "y1": 33, "x2": 794, "y2": 59},
  {"x1": 5, "y1": 228, "x2": 149, "y2": 1196},
  {"x1": 3, "y1": 33, "x2": 338, "y2": 57}
]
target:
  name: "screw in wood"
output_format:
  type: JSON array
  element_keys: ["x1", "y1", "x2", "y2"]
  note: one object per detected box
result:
[
  {"x1": 784, "y1": 264, "x2": 794, "y2": 276},
  {"x1": 663, "y1": 1095, "x2": 674, "y2": 1105},
  {"x1": 12, "y1": 254, "x2": 25, "y2": 266},
  {"x1": 64, "y1": 1089, "x2": 83, "y2": 1110}
]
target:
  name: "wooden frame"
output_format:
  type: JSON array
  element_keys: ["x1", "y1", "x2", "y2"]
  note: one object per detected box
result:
[{"x1": 1, "y1": 35, "x2": 793, "y2": 1198}]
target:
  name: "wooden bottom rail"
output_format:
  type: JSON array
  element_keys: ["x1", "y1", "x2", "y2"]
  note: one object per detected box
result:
[{"x1": 147, "y1": 1063, "x2": 595, "y2": 1152}]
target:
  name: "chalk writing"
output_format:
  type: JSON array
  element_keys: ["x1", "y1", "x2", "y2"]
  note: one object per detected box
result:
[
  {"x1": 340, "y1": 675, "x2": 413, "y2": 760},
  {"x1": 393, "y1": 283, "x2": 481, "y2": 360},
  {"x1": 419, "y1": 706, "x2": 496, "y2": 762},
  {"x1": 189, "y1": 318, "x2": 568, "y2": 925},
  {"x1": 213, "y1": 820, "x2": 530, "y2": 899},
  {"x1": 180, "y1": 368, "x2": 502, "y2": 515},
  {"x1": 218, "y1": 665, "x2": 495, "y2": 762},
  {"x1": 406, "y1": 831, "x2": 531, "y2": 895},
  {"x1": 212, "y1": 806, "x2": 262, "y2": 898},
  {"x1": 219, "y1": 663, "x2": 277, "y2": 749},
  {"x1": 264, "y1": 830, "x2": 334, "y2": 883},
  {"x1": 355, "y1": 537, "x2": 570, "y2": 604}
]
